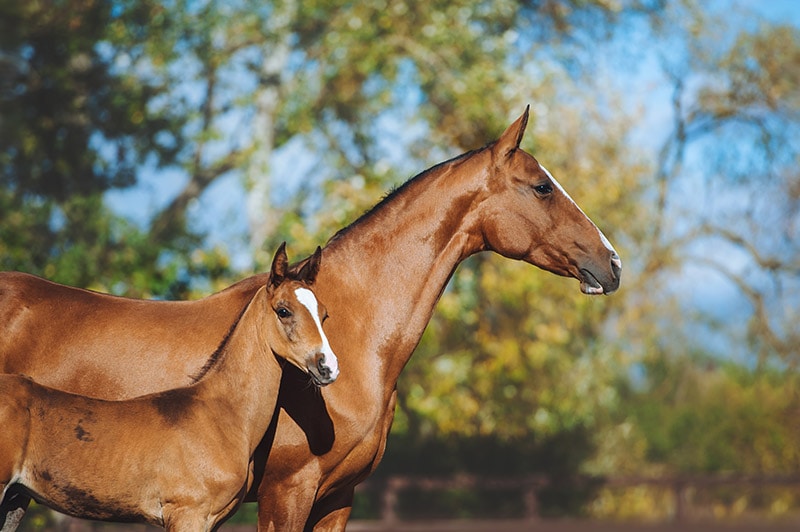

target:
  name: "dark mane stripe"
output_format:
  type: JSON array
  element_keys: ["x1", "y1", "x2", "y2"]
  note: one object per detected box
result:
[
  {"x1": 327, "y1": 145, "x2": 490, "y2": 245},
  {"x1": 189, "y1": 302, "x2": 250, "y2": 383}
]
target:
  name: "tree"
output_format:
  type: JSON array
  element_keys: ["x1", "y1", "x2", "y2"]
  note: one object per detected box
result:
[
  {"x1": 639, "y1": 5, "x2": 800, "y2": 369},
  {"x1": 0, "y1": 0, "x2": 194, "y2": 295},
  {"x1": 584, "y1": 4, "x2": 800, "y2": 520}
]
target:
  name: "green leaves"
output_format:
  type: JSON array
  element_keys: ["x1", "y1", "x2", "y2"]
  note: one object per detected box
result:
[
  {"x1": 0, "y1": 0, "x2": 179, "y2": 200},
  {"x1": 626, "y1": 357, "x2": 800, "y2": 475}
]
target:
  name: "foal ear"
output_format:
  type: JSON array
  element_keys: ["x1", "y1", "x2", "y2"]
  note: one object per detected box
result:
[
  {"x1": 493, "y1": 105, "x2": 530, "y2": 158},
  {"x1": 270, "y1": 242, "x2": 289, "y2": 288},
  {"x1": 297, "y1": 246, "x2": 322, "y2": 285}
]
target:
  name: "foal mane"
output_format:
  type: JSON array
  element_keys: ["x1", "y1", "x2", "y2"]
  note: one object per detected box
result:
[
  {"x1": 189, "y1": 302, "x2": 250, "y2": 383},
  {"x1": 326, "y1": 144, "x2": 490, "y2": 245},
  {"x1": 189, "y1": 269, "x2": 317, "y2": 383}
]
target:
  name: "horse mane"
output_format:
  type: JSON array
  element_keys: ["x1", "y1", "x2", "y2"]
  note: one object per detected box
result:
[
  {"x1": 326, "y1": 144, "x2": 491, "y2": 245},
  {"x1": 189, "y1": 302, "x2": 250, "y2": 383}
]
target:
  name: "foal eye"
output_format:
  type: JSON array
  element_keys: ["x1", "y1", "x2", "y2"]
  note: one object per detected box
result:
[
  {"x1": 276, "y1": 307, "x2": 292, "y2": 319},
  {"x1": 533, "y1": 183, "x2": 553, "y2": 196}
]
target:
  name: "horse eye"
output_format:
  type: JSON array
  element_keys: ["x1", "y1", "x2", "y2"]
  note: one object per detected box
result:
[
  {"x1": 533, "y1": 183, "x2": 553, "y2": 196},
  {"x1": 276, "y1": 307, "x2": 292, "y2": 319}
]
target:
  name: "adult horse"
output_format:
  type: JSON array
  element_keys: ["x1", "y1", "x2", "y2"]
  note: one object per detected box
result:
[
  {"x1": 0, "y1": 244, "x2": 337, "y2": 531},
  {"x1": 0, "y1": 107, "x2": 620, "y2": 530}
]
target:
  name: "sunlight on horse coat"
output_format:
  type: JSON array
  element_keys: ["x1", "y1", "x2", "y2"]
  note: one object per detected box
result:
[{"x1": 0, "y1": 107, "x2": 619, "y2": 531}]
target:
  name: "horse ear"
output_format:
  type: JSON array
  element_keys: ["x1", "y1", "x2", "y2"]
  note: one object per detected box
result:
[
  {"x1": 270, "y1": 242, "x2": 288, "y2": 288},
  {"x1": 493, "y1": 105, "x2": 530, "y2": 158},
  {"x1": 297, "y1": 246, "x2": 322, "y2": 285}
]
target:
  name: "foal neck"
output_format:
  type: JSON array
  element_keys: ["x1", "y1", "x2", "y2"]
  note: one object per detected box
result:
[{"x1": 189, "y1": 288, "x2": 278, "y2": 425}]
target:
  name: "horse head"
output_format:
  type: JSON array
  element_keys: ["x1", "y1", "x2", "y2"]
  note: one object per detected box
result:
[
  {"x1": 265, "y1": 243, "x2": 339, "y2": 386},
  {"x1": 479, "y1": 106, "x2": 622, "y2": 295}
]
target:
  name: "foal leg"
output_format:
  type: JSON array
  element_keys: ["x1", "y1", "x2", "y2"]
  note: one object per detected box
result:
[{"x1": 0, "y1": 486, "x2": 29, "y2": 532}]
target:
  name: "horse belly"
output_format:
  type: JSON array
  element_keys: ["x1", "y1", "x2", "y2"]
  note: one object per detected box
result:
[
  {"x1": 21, "y1": 441, "x2": 144, "y2": 521},
  {"x1": 21, "y1": 426, "x2": 187, "y2": 526},
  {"x1": 25, "y1": 479, "x2": 151, "y2": 524}
]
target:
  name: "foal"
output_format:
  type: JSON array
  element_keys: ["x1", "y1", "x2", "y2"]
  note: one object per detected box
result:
[{"x1": 0, "y1": 243, "x2": 337, "y2": 531}]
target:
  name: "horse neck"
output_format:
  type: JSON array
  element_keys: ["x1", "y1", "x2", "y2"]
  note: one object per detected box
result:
[
  {"x1": 321, "y1": 149, "x2": 490, "y2": 388},
  {"x1": 191, "y1": 291, "x2": 279, "y2": 446}
]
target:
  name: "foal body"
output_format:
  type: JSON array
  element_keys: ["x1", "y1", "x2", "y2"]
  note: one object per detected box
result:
[{"x1": 0, "y1": 245, "x2": 335, "y2": 531}]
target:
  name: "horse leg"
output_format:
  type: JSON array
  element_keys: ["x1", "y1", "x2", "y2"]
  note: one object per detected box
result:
[
  {"x1": 310, "y1": 507, "x2": 351, "y2": 532},
  {"x1": 0, "y1": 486, "x2": 29, "y2": 532},
  {"x1": 255, "y1": 476, "x2": 317, "y2": 532},
  {"x1": 307, "y1": 488, "x2": 354, "y2": 532}
]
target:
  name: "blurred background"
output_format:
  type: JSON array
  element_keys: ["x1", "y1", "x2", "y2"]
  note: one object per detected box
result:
[{"x1": 1, "y1": 0, "x2": 798, "y2": 529}]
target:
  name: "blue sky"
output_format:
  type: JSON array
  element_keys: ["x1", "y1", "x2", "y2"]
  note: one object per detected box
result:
[{"x1": 756, "y1": 0, "x2": 800, "y2": 24}]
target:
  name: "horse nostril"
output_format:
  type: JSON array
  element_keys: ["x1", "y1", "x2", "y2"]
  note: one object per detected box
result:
[{"x1": 610, "y1": 252, "x2": 622, "y2": 276}]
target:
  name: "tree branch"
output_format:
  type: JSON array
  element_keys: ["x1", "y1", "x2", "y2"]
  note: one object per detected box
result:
[{"x1": 689, "y1": 254, "x2": 797, "y2": 368}]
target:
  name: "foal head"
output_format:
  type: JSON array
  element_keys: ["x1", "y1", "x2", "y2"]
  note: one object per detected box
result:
[
  {"x1": 479, "y1": 106, "x2": 622, "y2": 295},
  {"x1": 264, "y1": 243, "x2": 339, "y2": 386}
]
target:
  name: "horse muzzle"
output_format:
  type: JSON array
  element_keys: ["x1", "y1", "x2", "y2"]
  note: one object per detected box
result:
[{"x1": 579, "y1": 251, "x2": 622, "y2": 295}]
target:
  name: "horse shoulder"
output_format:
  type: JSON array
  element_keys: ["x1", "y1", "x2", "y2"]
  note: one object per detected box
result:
[
  {"x1": 0, "y1": 374, "x2": 33, "y2": 409},
  {"x1": 0, "y1": 273, "x2": 55, "y2": 372},
  {"x1": 0, "y1": 272, "x2": 40, "y2": 323},
  {"x1": 0, "y1": 375, "x2": 34, "y2": 468}
]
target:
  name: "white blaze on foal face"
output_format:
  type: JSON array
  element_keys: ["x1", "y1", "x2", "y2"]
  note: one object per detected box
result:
[{"x1": 294, "y1": 287, "x2": 339, "y2": 383}]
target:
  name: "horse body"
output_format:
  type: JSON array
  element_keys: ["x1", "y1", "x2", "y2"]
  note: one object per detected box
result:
[
  {"x1": 258, "y1": 108, "x2": 621, "y2": 530},
  {"x1": 0, "y1": 108, "x2": 620, "y2": 530},
  {"x1": 0, "y1": 271, "x2": 269, "y2": 399},
  {"x1": 0, "y1": 246, "x2": 337, "y2": 531}
]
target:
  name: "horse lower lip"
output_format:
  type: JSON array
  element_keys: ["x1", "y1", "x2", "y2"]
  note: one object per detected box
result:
[
  {"x1": 579, "y1": 269, "x2": 604, "y2": 295},
  {"x1": 580, "y1": 283, "x2": 603, "y2": 295}
]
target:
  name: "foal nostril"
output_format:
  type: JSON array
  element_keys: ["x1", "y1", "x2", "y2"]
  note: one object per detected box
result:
[{"x1": 316, "y1": 354, "x2": 331, "y2": 378}]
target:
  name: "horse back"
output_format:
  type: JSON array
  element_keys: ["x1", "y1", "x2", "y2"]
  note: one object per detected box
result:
[{"x1": 0, "y1": 271, "x2": 269, "y2": 399}]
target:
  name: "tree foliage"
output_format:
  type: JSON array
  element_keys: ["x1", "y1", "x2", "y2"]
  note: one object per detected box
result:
[
  {"x1": 0, "y1": 1, "x2": 174, "y2": 199},
  {"x1": 0, "y1": 0, "x2": 196, "y2": 295}
]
